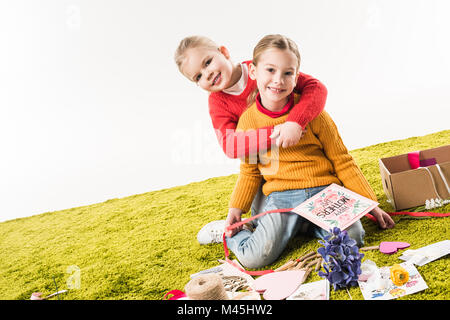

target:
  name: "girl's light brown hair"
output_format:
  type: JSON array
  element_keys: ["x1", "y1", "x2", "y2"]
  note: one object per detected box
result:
[
  {"x1": 247, "y1": 34, "x2": 301, "y2": 106},
  {"x1": 174, "y1": 35, "x2": 219, "y2": 76}
]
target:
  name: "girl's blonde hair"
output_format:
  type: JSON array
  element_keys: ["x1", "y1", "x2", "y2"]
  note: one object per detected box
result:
[
  {"x1": 174, "y1": 35, "x2": 219, "y2": 75},
  {"x1": 248, "y1": 34, "x2": 301, "y2": 106}
]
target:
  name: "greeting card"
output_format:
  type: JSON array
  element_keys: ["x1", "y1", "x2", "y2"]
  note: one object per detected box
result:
[
  {"x1": 291, "y1": 184, "x2": 378, "y2": 231},
  {"x1": 358, "y1": 262, "x2": 428, "y2": 300}
]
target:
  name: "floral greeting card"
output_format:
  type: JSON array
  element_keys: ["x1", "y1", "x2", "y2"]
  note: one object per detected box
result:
[
  {"x1": 358, "y1": 262, "x2": 428, "y2": 300},
  {"x1": 291, "y1": 183, "x2": 378, "y2": 231}
]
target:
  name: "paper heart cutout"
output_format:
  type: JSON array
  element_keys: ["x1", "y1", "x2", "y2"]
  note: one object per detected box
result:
[
  {"x1": 253, "y1": 270, "x2": 305, "y2": 300},
  {"x1": 379, "y1": 241, "x2": 410, "y2": 254}
]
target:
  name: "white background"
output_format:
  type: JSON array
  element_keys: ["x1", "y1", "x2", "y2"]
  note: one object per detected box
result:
[{"x1": 1, "y1": 0, "x2": 449, "y2": 222}]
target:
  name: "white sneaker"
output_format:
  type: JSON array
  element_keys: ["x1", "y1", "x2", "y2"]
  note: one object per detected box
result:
[{"x1": 196, "y1": 220, "x2": 226, "y2": 245}]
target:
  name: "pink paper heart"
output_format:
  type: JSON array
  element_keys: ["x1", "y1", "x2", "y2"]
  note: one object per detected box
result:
[
  {"x1": 379, "y1": 241, "x2": 410, "y2": 254},
  {"x1": 253, "y1": 270, "x2": 305, "y2": 300}
]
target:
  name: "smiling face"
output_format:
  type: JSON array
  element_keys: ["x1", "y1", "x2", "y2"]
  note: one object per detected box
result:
[
  {"x1": 249, "y1": 48, "x2": 299, "y2": 111},
  {"x1": 180, "y1": 46, "x2": 235, "y2": 92}
]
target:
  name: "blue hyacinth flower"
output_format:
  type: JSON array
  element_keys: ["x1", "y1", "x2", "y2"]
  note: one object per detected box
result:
[{"x1": 317, "y1": 227, "x2": 364, "y2": 290}]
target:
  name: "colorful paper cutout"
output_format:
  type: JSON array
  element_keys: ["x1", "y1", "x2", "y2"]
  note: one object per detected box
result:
[
  {"x1": 358, "y1": 262, "x2": 428, "y2": 300},
  {"x1": 379, "y1": 241, "x2": 410, "y2": 254}
]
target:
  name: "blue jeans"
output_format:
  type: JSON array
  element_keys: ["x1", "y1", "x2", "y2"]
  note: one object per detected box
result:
[{"x1": 226, "y1": 185, "x2": 365, "y2": 269}]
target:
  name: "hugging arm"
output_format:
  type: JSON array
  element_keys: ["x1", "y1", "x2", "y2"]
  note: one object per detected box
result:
[
  {"x1": 209, "y1": 98, "x2": 274, "y2": 158},
  {"x1": 273, "y1": 72, "x2": 328, "y2": 148}
]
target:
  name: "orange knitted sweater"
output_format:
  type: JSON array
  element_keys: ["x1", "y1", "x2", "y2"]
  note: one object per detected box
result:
[{"x1": 229, "y1": 94, "x2": 377, "y2": 212}]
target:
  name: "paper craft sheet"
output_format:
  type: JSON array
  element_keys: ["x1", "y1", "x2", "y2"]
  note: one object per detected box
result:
[
  {"x1": 291, "y1": 184, "x2": 378, "y2": 231},
  {"x1": 358, "y1": 263, "x2": 428, "y2": 300},
  {"x1": 287, "y1": 279, "x2": 330, "y2": 300}
]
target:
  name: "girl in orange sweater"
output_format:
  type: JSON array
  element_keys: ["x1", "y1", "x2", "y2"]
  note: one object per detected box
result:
[
  {"x1": 175, "y1": 35, "x2": 328, "y2": 243},
  {"x1": 221, "y1": 34, "x2": 395, "y2": 269}
]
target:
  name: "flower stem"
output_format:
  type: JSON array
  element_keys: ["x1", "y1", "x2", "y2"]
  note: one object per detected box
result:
[{"x1": 346, "y1": 287, "x2": 352, "y2": 300}]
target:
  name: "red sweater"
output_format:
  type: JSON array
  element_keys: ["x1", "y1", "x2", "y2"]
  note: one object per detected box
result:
[{"x1": 208, "y1": 61, "x2": 328, "y2": 159}]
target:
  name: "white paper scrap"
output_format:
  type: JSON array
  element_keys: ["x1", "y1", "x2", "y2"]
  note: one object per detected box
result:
[{"x1": 398, "y1": 240, "x2": 450, "y2": 266}]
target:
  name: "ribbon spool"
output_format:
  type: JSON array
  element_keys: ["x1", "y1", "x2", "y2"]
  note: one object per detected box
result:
[{"x1": 184, "y1": 273, "x2": 229, "y2": 300}]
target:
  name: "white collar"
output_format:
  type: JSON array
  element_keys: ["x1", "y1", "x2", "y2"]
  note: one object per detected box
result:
[{"x1": 222, "y1": 63, "x2": 248, "y2": 96}]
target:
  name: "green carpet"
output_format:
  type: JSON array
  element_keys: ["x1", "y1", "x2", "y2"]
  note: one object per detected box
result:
[{"x1": 0, "y1": 130, "x2": 449, "y2": 300}]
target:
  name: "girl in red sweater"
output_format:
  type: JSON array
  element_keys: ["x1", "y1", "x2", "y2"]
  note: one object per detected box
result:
[{"x1": 174, "y1": 35, "x2": 328, "y2": 158}]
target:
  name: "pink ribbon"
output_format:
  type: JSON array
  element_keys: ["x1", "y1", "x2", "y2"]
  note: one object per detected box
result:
[
  {"x1": 365, "y1": 211, "x2": 450, "y2": 223},
  {"x1": 223, "y1": 207, "x2": 449, "y2": 276},
  {"x1": 163, "y1": 290, "x2": 187, "y2": 300}
]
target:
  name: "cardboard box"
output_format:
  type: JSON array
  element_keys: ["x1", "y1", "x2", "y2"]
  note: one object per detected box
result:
[{"x1": 379, "y1": 145, "x2": 450, "y2": 210}]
